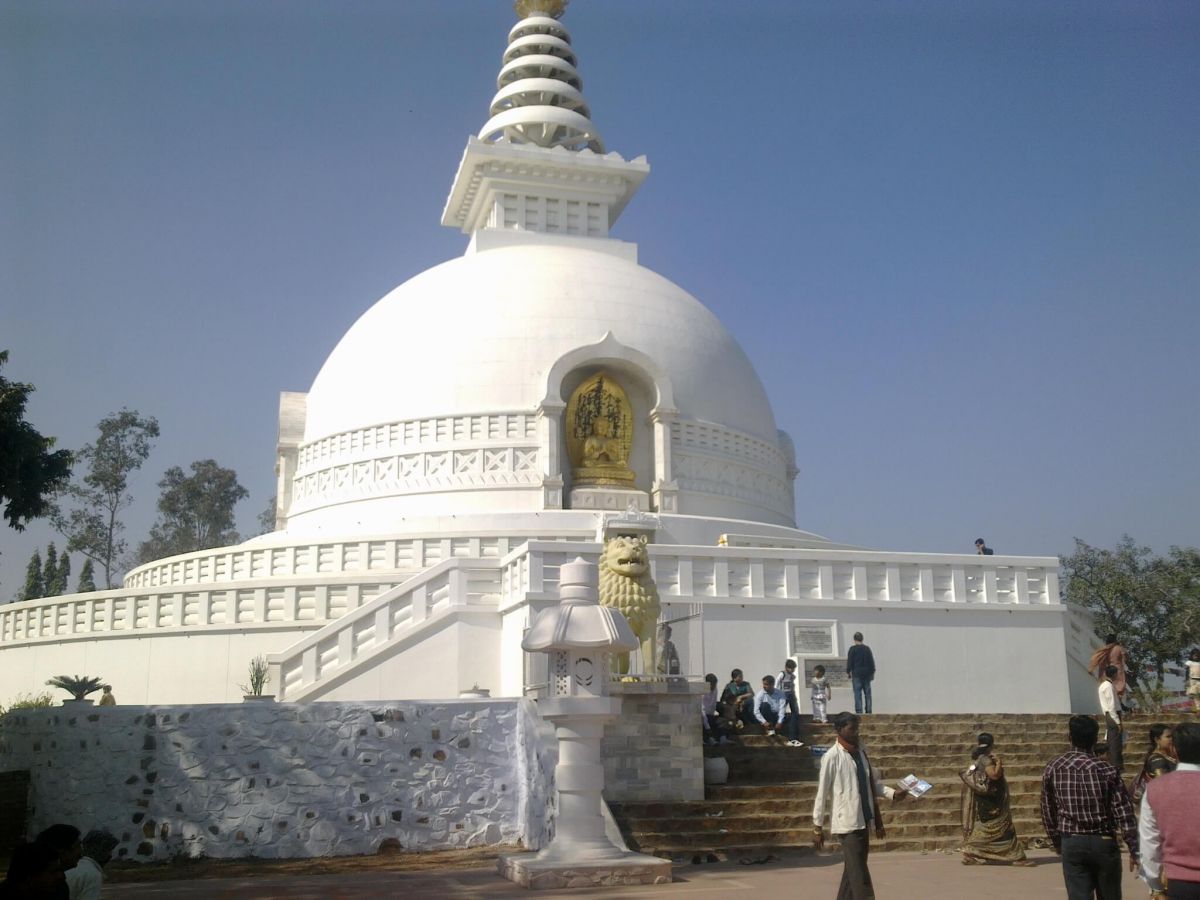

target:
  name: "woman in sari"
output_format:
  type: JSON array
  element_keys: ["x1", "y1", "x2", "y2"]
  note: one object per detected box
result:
[
  {"x1": 960, "y1": 733, "x2": 1032, "y2": 866},
  {"x1": 1131, "y1": 723, "x2": 1176, "y2": 804}
]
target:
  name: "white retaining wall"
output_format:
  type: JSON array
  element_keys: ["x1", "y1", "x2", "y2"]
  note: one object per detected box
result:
[{"x1": 0, "y1": 700, "x2": 553, "y2": 860}]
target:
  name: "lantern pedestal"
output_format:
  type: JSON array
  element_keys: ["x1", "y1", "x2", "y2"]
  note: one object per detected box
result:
[
  {"x1": 501, "y1": 556, "x2": 673, "y2": 889},
  {"x1": 498, "y1": 850, "x2": 672, "y2": 890}
]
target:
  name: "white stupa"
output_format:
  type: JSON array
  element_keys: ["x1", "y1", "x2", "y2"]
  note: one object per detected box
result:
[{"x1": 0, "y1": 1, "x2": 1094, "y2": 714}]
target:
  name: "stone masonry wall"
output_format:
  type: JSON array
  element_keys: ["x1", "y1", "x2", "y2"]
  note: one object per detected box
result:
[
  {"x1": 602, "y1": 681, "x2": 705, "y2": 803},
  {"x1": 0, "y1": 700, "x2": 553, "y2": 861}
]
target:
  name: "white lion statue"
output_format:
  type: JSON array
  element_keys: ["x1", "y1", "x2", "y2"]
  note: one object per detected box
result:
[{"x1": 598, "y1": 534, "x2": 661, "y2": 676}]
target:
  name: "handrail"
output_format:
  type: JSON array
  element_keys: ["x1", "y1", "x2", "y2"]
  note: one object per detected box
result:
[{"x1": 268, "y1": 557, "x2": 502, "y2": 701}]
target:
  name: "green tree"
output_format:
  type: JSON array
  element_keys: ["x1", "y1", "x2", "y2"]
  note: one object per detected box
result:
[
  {"x1": 0, "y1": 351, "x2": 73, "y2": 531},
  {"x1": 20, "y1": 550, "x2": 43, "y2": 601},
  {"x1": 51, "y1": 553, "x2": 70, "y2": 596},
  {"x1": 42, "y1": 543, "x2": 58, "y2": 595},
  {"x1": 257, "y1": 495, "x2": 278, "y2": 536},
  {"x1": 55, "y1": 409, "x2": 160, "y2": 589},
  {"x1": 76, "y1": 559, "x2": 97, "y2": 593},
  {"x1": 1062, "y1": 536, "x2": 1200, "y2": 695},
  {"x1": 136, "y1": 459, "x2": 248, "y2": 563}
]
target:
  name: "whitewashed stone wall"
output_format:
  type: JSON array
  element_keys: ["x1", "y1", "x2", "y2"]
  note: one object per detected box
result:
[{"x1": 0, "y1": 700, "x2": 554, "y2": 861}]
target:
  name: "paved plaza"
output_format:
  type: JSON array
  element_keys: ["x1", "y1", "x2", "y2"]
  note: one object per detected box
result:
[{"x1": 108, "y1": 848, "x2": 1146, "y2": 898}]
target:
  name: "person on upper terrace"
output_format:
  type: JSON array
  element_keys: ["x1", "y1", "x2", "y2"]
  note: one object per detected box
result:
[
  {"x1": 754, "y1": 674, "x2": 804, "y2": 747},
  {"x1": 720, "y1": 668, "x2": 755, "y2": 730},
  {"x1": 1100, "y1": 664, "x2": 1125, "y2": 771},
  {"x1": 975, "y1": 538, "x2": 995, "y2": 555},
  {"x1": 1089, "y1": 633, "x2": 1129, "y2": 709},
  {"x1": 846, "y1": 632, "x2": 876, "y2": 715}
]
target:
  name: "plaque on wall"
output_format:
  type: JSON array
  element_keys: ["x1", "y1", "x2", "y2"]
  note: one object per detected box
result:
[
  {"x1": 802, "y1": 658, "x2": 850, "y2": 688},
  {"x1": 787, "y1": 619, "x2": 837, "y2": 657}
]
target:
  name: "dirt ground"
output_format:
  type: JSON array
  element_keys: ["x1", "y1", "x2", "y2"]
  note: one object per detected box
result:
[{"x1": 103, "y1": 845, "x2": 508, "y2": 884}]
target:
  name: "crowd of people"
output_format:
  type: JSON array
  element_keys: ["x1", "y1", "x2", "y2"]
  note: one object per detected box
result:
[
  {"x1": 0, "y1": 824, "x2": 116, "y2": 900},
  {"x1": 809, "y1": 711, "x2": 1198, "y2": 900},
  {"x1": 701, "y1": 660, "x2": 837, "y2": 748}
]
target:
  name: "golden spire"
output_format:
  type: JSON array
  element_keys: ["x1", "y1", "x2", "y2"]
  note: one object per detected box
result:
[{"x1": 514, "y1": 0, "x2": 567, "y2": 19}]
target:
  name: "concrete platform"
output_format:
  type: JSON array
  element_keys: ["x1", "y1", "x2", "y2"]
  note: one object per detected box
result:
[{"x1": 107, "y1": 848, "x2": 1147, "y2": 898}]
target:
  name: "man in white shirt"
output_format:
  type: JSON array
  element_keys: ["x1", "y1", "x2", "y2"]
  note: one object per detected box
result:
[
  {"x1": 1099, "y1": 664, "x2": 1124, "y2": 770},
  {"x1": 753, "y1": 674, "x2": 803, "y2": 746},
  {"x1": 813, "y1": 712, "x2": 909, "y2": 899},
  {"x1": 66, "y1": 828, "x2": 118, "y2": 900}
]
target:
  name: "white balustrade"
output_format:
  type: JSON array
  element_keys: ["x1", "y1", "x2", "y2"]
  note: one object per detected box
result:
[
  {"x1": 123, "y1": 535, "x2": 535, "y2": 590},
  {"x1": 0, "y1": 575, "x2": 405, "y2": 646},
  {"x1": 270, "y1": 558, "x2": 502, "y2": 701},
  {"x1": 500, "y1": 542, "x2": 1061, "y2": 607}
]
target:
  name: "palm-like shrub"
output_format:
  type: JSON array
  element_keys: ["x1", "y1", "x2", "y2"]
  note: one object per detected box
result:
[
  {"x1": 239, "y1": 656, "x2": 271, "y2": 696},
  {"x1": 45, "y1": 675, "x2": 105, "y2": 701}
]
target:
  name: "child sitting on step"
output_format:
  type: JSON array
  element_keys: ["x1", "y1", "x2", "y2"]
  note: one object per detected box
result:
[{"x1": 810, "y1": 665, "x2": 831, "y2": 724}]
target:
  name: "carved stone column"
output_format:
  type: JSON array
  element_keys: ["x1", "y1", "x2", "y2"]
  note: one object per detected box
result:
[
  {"x1": 537, "y1": 399, "x2": 566, "y2": 509},
  {"x1": 648, "y1": 406, "x2": 680, "y2": 514}
]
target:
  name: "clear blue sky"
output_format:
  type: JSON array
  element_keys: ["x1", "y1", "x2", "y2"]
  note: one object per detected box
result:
[{"x1": 2, "y1": 0, "x2": 1197, "y2": 596}]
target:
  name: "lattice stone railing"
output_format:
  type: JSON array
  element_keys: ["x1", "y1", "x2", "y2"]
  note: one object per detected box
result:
[
  {"x1": 124, "y1": 535, "x2": 540, "y2": 590},
  {"x1": 0, "y1": 575, "x2": 406, "y2": 645},
  {"x1": 500, "y1": 542, "x2": 1061, "y2": 608}
]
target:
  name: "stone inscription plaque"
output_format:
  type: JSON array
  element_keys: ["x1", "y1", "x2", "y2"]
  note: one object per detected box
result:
[
  {"x1": 789, "y1": 622, "x2": 834, "y2": 656},
  {"x1": 802, "y1": 658, "x2": 850, "y2": 688}
]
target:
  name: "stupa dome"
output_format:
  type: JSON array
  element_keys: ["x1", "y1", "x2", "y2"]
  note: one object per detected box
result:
[{"x1": 304, "y1": 244, "x2": 779, "y2": 444}]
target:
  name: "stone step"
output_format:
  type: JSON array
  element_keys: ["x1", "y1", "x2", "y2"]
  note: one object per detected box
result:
[
  {"x1": 622, "y1": 828, "x2": 977, "y2": 854},
  {"x1": 617, "y1": 792, "x2": 1048, "y2": 821},
  {"x1": 620, "y1": 814, "x2": 1046, "y2": 840},
  {"x1": 610, "y1": 712, "x2": 1178, "y2": 857}
]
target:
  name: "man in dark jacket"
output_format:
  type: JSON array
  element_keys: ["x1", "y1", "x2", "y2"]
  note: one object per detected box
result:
[{"x1": 846, "y1": 632, "x2": 876, "y2": 714}]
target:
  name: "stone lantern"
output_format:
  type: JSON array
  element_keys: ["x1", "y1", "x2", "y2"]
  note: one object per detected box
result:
[{"x1": 500, "y1": 557, "x2": 671, "y2": 889}]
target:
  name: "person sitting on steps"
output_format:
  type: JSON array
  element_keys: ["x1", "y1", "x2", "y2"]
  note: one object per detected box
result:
[
  {"x1": 754, "y1": 674, "x2": 804, "y2": 747},
  {"x1": 720, "y1": 668, "x2": 755, "y2": 731}
]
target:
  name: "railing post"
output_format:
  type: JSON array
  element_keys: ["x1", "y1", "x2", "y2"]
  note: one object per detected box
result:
[
  {"x1": 374, "y1": 605, "x2": 391, "y2": 647},
  {"x1": 919, "y1": 567, "x2": 934, "y2": 603},
  {"x1": 852, "y1": 565, "x2": 868, "y2": 602},
  {"x1": 886, "y1": 565, "x2": 901, "y2": 603},
  {"x1": 951, "y1": 568, "x2": 967, "y2": 604},
  {"x1": 1044, "y1": 570, "x2": 1060, "y2": 605},
  {"x1": 750, "y1": 561, "x2": 765, "y2": 598},
  {"x1": 819, "y1": 563, "x2": 834, "y2": 600},
  {"x1": 1014, "y1": 568, "x2": 1029, "y2": 605},
  {"x1": 302, "y1": 646, "x2": 318, "y2": 688},
  {"x1": 714, "y1": 559, "x2": 730, "y2": 597},
  {"x1": 449, "y1": 565, "x2": 467, "y2": 607},
  {"x1": 529, "y1": 551, "x2": 544, "y2": 595},
  {"x1": 982, "y1": 568, "x2": 998, "y2": 604}
]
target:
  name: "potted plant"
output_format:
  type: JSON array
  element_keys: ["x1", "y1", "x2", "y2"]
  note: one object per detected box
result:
[
  {"x1": 240, "y1": 655, "x2": 274, "y2": 701},
  {"x1": 45, "y1": 675, "x2": 105, "y2": 705}
]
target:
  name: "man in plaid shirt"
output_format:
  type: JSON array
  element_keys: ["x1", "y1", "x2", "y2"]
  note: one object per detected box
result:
[{"x1": 1041, "y1": 715, "x2": 1139, "y2": 899}]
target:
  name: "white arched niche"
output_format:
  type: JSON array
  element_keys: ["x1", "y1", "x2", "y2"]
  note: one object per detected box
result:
[{"x1": 536, "y1": 333, "x2": 679, "y2": 513}]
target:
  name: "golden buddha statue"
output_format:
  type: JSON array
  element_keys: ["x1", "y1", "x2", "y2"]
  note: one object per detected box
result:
[{"x1": 566, "y1": 372, "x2": 636, "y2": 488}]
